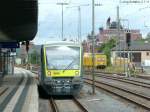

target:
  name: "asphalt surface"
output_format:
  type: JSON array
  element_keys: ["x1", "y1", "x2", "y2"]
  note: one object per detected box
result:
[{"x1": 78, "y1": 84, "x2": 149, "y2": 112}]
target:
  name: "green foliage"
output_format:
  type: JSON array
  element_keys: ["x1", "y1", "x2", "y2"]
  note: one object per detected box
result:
[
  {"x1": 147, "y1": 32, "x2": 150, "y2": 38},
  {"x1": 100, "y1": 66, "x2": 124, "y2": 73},
  {"x1": 29, "y1": 50, "x2": 40, "y2": 65},
  {"x1": 134, "y1": 32, "x2": 150, "y2": 42},
  {"x1": 99, "y1": 38, "x2": 116, "y2": 65}
]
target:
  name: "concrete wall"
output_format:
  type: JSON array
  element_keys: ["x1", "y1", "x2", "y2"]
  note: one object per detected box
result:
[
  {"x1": 141, "y1": 51, "x2": 150, "y2": 66},
  {"x1": 141, "y1": 51, "x2": 150, "y2": 61},
  {"x1": 111, "y1": 50, "x2": 150, "y2": 67}
]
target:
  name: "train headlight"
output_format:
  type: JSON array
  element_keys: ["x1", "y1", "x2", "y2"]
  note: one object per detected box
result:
[
  {"x1": 67, "y1": 80, "x2": 70, "y2": 83},
  {"x1": 75, "y1": 71, "x2": 79, "y2": 76},
  {"x1": 57, "y1": 80, "x2": 60, "y2": 83},
  {"x1": 47, "y1": 71, "x2": 51, "y2": 76}
]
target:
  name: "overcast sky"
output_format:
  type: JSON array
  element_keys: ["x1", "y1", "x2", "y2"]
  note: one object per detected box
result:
[{"x1": 33, "y1": 0, "x2": 150, "y2": 44}]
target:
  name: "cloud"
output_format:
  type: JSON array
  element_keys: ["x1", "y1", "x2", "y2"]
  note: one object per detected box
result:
[{"x1": 33, "y1": 0, "x2": 150, "y2": 44}]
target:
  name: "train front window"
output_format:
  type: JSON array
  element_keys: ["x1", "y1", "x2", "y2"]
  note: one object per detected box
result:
[{"x1": 45, "y1": 46, "x2": 80, "y2": 70}]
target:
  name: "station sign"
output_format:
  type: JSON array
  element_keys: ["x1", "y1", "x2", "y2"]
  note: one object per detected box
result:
[
  {"x1": 0, "y1": 42, "x2": 20, "y2": 48},
  {"x1": 10, "y1": 52, "x2": 16, "y2": 56}
]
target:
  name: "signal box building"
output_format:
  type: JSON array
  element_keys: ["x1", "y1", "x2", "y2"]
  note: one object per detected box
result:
[
  {"x1": 83, "y1": 21, "x2": 142, "y2": 53},
  {"x1": 111, "y1": 41, "x2": 150, "y2": 67},
  {"x1": 96, "y1": 28, "x2": 142, "y2": 44}
]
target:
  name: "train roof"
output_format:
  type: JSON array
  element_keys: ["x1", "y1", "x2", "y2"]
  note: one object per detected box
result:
[
  {"x1": 84, "y1": 52, "x2": 105, "y2": 55},
  {"x1": 43, "y1": 41, "x2": 81, "y2": 47}
]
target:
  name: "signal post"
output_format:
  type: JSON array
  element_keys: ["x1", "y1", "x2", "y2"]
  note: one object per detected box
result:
[{"x1": 126, "y1": 30, "x2": 131, "y2": 77}]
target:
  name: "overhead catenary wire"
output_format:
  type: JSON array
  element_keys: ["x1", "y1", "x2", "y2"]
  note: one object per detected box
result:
[
  {"x1": 66, "y1": 4, "x2": 89, "y2": 42},
  {"x1": 38, "y1": 0, "x2": 150, "y2": 42}
]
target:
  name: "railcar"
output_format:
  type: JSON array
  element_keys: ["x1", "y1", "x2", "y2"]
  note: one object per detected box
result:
[
  {"x1": 83, "y1": 53, "x2": 107, "y2": 69},
  {"x1": 39, "y1": 42, "x2": 83, "y2": 95}
]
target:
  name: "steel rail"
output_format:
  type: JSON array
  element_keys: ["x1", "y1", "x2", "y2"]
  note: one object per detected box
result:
[
  {"x1": 85, "y1": 71, "x2": 150, "y2": 85},
  {"x1": 84, "y1": 78, "x2": 150, "y2": 110},
  {"x1": 95, "y1": 74, "x2": 150, "y2": 89},
  {"x1": 49, "y1": 96, "x2": 88, "y2": 112},
  {"x1": 73, "y1": 97, "x2": 88, "y2": 112},
  {"x1": 49, "y1": 97, "x2": 59, "y2": 112},
  {"x1": 85, "y1": 78, "x2": 150, "y2": 100},
  {"x1": 0, "y1": 88, "x2": 8, "y2": 96}
]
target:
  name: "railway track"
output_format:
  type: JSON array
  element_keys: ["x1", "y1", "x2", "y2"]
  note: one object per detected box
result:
[
  {"x1": 95, "y1": 74, "x2": 150, "y2": 89},
  {"x1": 49, "y1": 96, "x2": 88, "y2": 112},
  {"x1": 73, "y1": 97, "x2": 88, "y2": 112},
  {"x1": 84, "y1": 78, "x2": 150, "y2": 110},
  {"x1": 85, "y1": 71, "x2": 150, "y2": 86},
  {"x1": 49, "y1": 97, "x2": 59, "y2": 112},
  {"x1": 0, "y1": 87, "x2": 8, "y2": 96}
]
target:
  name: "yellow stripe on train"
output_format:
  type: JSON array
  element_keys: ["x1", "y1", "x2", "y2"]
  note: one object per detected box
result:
[{"x1": 46, "y1": 70, "x2": 80, "y2": 77}]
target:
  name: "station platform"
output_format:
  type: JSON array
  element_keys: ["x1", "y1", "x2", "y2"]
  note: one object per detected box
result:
[{"x1": 0, "y1": 67, "x2": 38, "y2": 112}]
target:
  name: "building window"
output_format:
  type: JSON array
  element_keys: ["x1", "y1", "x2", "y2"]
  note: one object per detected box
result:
[
  {"x1": 116, "y1": 52, "x2": 128, "y2": 58},
  {"x1": 146, "y1": 52, "x2": 149, "y2": 56}
]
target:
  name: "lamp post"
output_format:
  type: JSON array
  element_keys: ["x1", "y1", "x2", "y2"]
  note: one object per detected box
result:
[
  {"x1": 91, "y1": 0, "x2": 95, "y2": 95},
  {"x1": 67, "y1": 4, "x2": 89, "y2": 43},
  {"x1": 91, "y1": 0, "x2": 102, "y2": 95},
  {"x1": 57, "y1": 2, "x2": 68, "y2": 40},
  {"x1": 120, "y1": 19, "x2": 129, "y2": 74}
]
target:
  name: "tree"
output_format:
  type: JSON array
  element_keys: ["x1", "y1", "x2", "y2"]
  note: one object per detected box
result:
[
  {"x1": 147, "y1": 32, "x2": 150, "y2": 39},
  {"x1": 29, "y1": 50, "x2": 40, "y2": 65},
  {"x1": 99, "y1": 38, "x2": 116, "y2": 65}
]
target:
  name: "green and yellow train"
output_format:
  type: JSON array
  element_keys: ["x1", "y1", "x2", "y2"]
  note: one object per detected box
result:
[{"x1": 39, "y1": 42, "x2": 83, "y2": 95}]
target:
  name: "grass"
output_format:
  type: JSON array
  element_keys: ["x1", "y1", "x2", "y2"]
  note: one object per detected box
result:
[
  {"x1": 100, "y1": 66, "x2": 125, "y2": 74},
  {"x1": 99, "y1": 65, "x2": 142, "y2": 75}
]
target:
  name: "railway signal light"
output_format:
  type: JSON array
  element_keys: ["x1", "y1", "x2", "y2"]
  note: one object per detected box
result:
[{"x1": 126, "y1": 33, "x2": 131, "y2": 47}]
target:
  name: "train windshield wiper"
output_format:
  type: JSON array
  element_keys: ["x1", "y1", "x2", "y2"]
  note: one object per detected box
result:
[{"x1": 63, "y1": 59, "x2": 76, "y2": 72}]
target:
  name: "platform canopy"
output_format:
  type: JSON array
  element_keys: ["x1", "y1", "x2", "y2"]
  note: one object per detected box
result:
[{"x1": 0, "y1": 0, "x2": 38, "y2": 42}]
